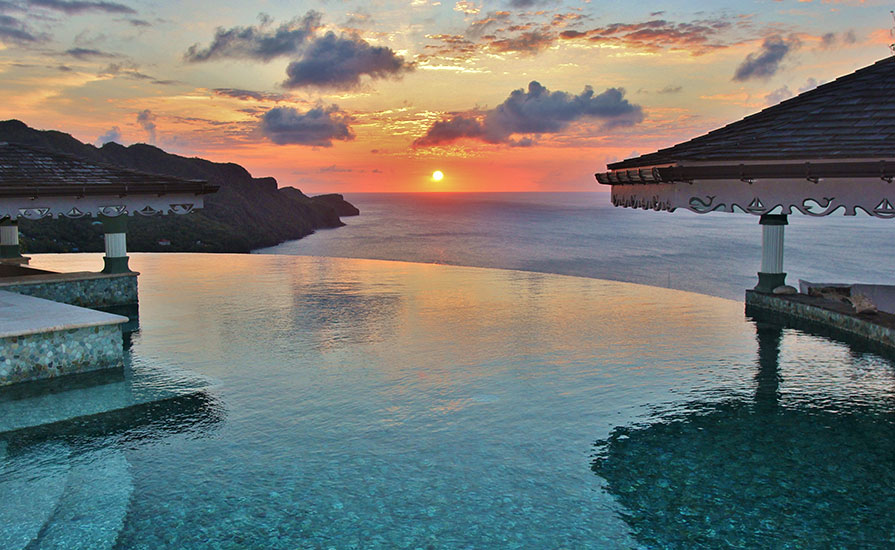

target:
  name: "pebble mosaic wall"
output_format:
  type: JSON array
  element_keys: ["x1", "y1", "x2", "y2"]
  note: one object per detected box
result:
[
  {"x1": 0, "y1": 324, "x2": 123, "y2": 386},
  {"x1": 745, "y1": 290, "x2": 895, "y2": 353},
  {"x1": 0, "y1": 274, "x2": 137, "y2": 308}
]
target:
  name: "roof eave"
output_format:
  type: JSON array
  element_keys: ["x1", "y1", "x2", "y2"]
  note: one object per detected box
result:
[{"x1": 596, "y1": 160, "x2": 895, "y2": 186}]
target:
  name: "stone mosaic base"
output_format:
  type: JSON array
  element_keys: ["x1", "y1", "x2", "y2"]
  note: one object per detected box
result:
[
  {"x1": 1, "y1": 274, "x2": 137, "y2": 308},
  {"x1": 745, "y1": 290, "x2": 895, "y2": 355},
  {"x1": 0, "y1": 325, "x2": 123, "y2": 386}
]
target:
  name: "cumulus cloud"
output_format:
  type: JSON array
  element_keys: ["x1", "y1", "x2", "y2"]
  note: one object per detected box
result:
[
  {"x1": 819, "y1": 30, "x2": 856, "y2": 50},
  {"x1": 259, "y1": 105, "x2": 354, "y2": 146},
  {"x1": 733, "y1": 35, "x2": 800, "y2": 81},
  {"x1": 798, "y1": 78, "x2": 819, "y2": 93},
  {"x1": 282, "y1": 32, "x2": 412, "y2": 89},
  {"x1": 415, "y1": 115, "x2": 486, "y2": 145},
  {"x1": 28, "y1": 0, "x2": 136, "y2": 15},
  {"x1": 136, "y1": 109, "x2": 156, "y2": 143},
  {"x1": 184, "y1": 11, "x2": 321, "y2": 63},
  {"x1": 765, "y1": 86, "x2": 792, "y2": 106},
  {"x1": 96, "y1": 126, "x2": 121, "y2": 145},
  {"x1": 414, "y1": 81, "x2": 643, "y2": 147}
]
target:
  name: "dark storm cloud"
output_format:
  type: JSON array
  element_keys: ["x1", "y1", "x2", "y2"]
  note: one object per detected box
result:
[
  {"x1": 184, "y1": 11, "x2": 321, "y2": 63},
  {"x1": 259, "y1": 105, "x2": 354, "y2": 146},
  {"x1": 414, "y1": 81, "x2": 643, "y2": 147},
  {"x1": 282, "y1": 32, "x2": 412, "y2": 90},
  {"x1": 28, "y1": 0, "x2": 136, "y2": 15},
  {"x1": 733, "y1": 35, "x2": 800, "y2": 81}
]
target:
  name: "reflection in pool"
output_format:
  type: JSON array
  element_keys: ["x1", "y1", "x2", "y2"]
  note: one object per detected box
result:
[
  {"x1": 593, "y1": 323, "x2": 895, "y2": 548},
  {"x1": 2, "y1": 253, "x2": 892, "y2": 549}
]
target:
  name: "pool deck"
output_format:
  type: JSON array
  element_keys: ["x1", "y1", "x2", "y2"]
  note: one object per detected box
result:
[
  {"x1": 0, "y1": 290, "x2": 128, "y2": 386},
  {"x1": 0, "y1": 290, "x2": 127, "y2": 338},
  {"x1": 745, "y1": 290, "x2": 895, "y2": 356}
]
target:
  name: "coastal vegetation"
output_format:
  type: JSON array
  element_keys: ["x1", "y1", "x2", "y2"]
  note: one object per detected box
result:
[{"x1": 0, "y1": 120, "x2": 358, "y2": 254}]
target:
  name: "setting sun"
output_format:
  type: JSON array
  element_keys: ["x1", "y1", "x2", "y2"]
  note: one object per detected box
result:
[{"x1": 432, "y1": 170, "x2": 444, "y2": 182}]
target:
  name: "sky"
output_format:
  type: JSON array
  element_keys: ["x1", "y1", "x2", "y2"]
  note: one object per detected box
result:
[{"x1": 0, "y1": 0, "x2": 893, "y2": 193}]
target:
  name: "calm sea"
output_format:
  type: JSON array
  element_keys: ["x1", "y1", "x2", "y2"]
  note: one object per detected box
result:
[{"x1": 258, "y1": 192, "x2": 895, "y2": 301}]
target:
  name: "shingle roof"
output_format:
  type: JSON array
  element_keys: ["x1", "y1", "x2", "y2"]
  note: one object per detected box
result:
[
  {"x1": 609, "y1": 56, "x2": 895, "y2": 170},
  {"x1": 0, "y1": 141, "x2": 218, "y2": 197}
]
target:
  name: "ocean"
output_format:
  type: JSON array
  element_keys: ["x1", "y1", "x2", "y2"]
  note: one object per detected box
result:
[{"x1": 257, "y1": 192, "x2": 895, "y2": 301}]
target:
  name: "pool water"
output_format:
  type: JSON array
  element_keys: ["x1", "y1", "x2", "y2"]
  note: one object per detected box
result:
[{"x1": 3, "y1": 253, "x2": 894, "y2": 549}]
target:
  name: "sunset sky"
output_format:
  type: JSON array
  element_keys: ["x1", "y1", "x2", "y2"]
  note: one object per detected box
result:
[{"x1": 0, "y1": 0, "x2": 892, "y2": 193}]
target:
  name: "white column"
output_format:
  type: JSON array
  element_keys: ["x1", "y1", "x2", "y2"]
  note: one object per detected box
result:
[
  {"x1": 0, "y1": 219, "x2": 23, "y2": 260},
  {"x1": 1, "y1": 224, "x2": 19, "y2": 247},
  {"x1": 104, "y1": 232, "x2": 127, "y2": 258},
  {"x1": 99, "y1": 214, "x2": 131, "y2": 273},
  {"x1": 755, "y1": 214, "x2": 788, "y2": 293},
  {"x1": 761, "y1": 224, "x2": 785, "y2": 274}
]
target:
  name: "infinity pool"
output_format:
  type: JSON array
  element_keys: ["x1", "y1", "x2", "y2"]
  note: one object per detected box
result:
[{"x1": 3, "y1": 254, "x2": 894, "y2": 549}]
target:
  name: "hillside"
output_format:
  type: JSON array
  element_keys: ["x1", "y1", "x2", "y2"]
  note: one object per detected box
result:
[{"x1": 0, "y1": 120, "x2": 358, "y2": 253}]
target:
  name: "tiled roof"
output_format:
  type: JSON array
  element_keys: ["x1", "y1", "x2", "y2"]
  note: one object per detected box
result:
[
  {"x1": 609, "y1": 56, "x2": 895, "y2": 170},
  {"x1": 0, "y1": 141, "x2": 218, "y2": 197}
]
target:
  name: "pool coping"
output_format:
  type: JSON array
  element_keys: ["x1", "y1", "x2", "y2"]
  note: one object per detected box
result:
[{"x1": 0, "y1": 270, "x2": 138, "y2": 287}]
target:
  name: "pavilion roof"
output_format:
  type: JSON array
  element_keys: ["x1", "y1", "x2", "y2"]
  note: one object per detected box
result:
[
  {"x1": 608, "y1": 56, "x2": 895, "y2": 171},
  {"x1": 0, "y1": 141, "x2": 218, "y2": 198}
]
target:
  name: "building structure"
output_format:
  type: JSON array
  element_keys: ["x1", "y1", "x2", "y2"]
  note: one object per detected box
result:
[
  {"x1": 596, "y1": 56, "x2": 895, "y2": 352},
  {"x1": 0, "y1": 141, "x2": 218, "y2": 385}
]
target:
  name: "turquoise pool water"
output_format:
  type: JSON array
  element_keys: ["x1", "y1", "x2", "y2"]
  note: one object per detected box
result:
[{"x1": 3, "y1": 253, "x2": 895, "y2": 549}]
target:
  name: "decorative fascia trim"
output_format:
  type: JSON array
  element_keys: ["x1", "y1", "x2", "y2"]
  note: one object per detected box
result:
[
  {"x1": 0, "y1": 193, "x2": 205, "y2": 220},
  {"x1": 610, "y1": 177, "x2": 895, "y2": 218}
]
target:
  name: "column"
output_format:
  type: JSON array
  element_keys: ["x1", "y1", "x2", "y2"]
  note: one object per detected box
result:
[
  {"x1": 754, "y1": 214, "x2": 787, "y2": 293},
  {"x1": 99, "y1": 214, "x2": 132, "y2": 274},
  {"x1": 0, "y1": 218, "x2": 23, "y2": 260}
]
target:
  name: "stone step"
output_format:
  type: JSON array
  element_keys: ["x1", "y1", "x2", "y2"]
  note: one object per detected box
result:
[
  {"x1": 29, "y1": 448, "x2": 134, "y2": 550},
  {"x1": 0, "y1": 442, "x2": 71, "y2": 550}
]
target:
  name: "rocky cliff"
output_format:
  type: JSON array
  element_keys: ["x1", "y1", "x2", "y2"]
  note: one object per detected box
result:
[{"x1": 0, "y1": 120, "x2": 359, "y2": 253}]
